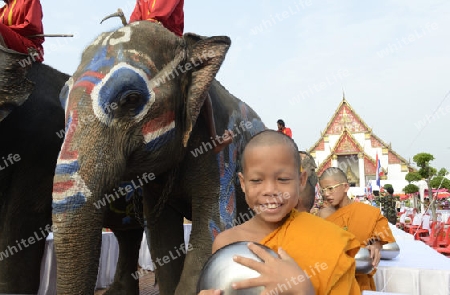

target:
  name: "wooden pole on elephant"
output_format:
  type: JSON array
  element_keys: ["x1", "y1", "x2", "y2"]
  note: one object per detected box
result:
[{"x1": 27, "y1": 34, "x2": 74, "y2": 38}]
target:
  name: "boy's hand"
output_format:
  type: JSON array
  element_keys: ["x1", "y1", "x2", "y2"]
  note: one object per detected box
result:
[
  {"x1": 366, "y1": 241, "x2": 382, "y2": 267},
  {"x1": 232, "y1": 242, "x2": 315, "y2": 295}
]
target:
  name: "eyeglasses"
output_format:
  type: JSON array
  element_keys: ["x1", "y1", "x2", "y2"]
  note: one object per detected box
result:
[{"x1": 320, "y1": 183, "x2": 346, "y2": 195}]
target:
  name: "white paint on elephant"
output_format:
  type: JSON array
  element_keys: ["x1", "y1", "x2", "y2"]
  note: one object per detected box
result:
[
  {"x1": 143, "y1": 120, "x2": 176, "y2": 144},
  {"x1": 124, "y1": 49, "x2": 157, "y2": 75},
  {"x1": 91, "y1": 62, "x2": 155, "y2": 125},
  {"x1": 109, "y1": 26, "x2": 132, "y2": 46},
  {"x1": 52, "y1": 172, "x2": 92, "y2": 202},
  {"x1": 62, "y1": 77, "x2": 74, "y2": 115},
  {"x1": 91, "y1": 32, "x2": 114, "y2": 47}
]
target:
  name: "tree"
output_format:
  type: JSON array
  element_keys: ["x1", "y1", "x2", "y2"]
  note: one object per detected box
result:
[
  {"x1": 404, "y1": 152, "x2": 448, "y2": 221},
  {"x1": 438, "y1": 168, "x2": 448, "y2": 176},
  {"x1": 404, "y1": 183, "x2": 419, "y2": 194}
]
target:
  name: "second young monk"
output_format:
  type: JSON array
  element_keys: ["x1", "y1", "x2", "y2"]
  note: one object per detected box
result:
[
  {"x1": 318, "y1": 167, "x2": 396, "y2": 291},
  {"x1": 202, "y1": 130, "x2": 361, "y2": 294}
]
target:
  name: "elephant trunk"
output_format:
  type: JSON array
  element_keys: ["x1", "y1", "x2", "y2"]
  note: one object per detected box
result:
[
  {"x1": 53, "y1": 204, "x2": 103, "y2": 294},
  {"x1": 52, "y1": 133, "x2": 126, "y2": 294}
]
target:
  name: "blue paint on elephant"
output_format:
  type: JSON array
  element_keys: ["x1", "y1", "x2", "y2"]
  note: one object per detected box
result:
[
  {"x1": 208, "y1": 220, "x2": 222, "y2": 242},
  {"x1": 83, "y1": 46, "x2": 115, "y2": 73},
  {"x1": 97, "y1": 67, "x2": 151, "y2": 119},
  {"x1": 218, "y1": 138, "x2": 238, "y2": 230},
  {"x1": 55, "y1": 161, "x2": 80, "y2": 176},
  {"x1": 52, "y1": 192, "x2": 87, "y2": 214},
  {"x1": 78, "y1": 75, "x2": 102, "y2": 86},
  {"x1": 122, "y1": 216, "x2": 132, "y2": 224},
  {"x1": 210, "y1": 102, "x2": 266, "y2": 238},
  {"x1": 248, "y1": 118, "x2": 265, "y2": 137},
  {"x1": 144, "y1": 128, "x2": 176, "y2": 151}
]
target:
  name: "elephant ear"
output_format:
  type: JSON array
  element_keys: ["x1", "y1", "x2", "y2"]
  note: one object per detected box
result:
[
  {"x1": 181, "y1": 33, "x2": 231, "y2": 147},
  {"x1": 0, "y1": 46, "x2": 34, "y2": 122}
]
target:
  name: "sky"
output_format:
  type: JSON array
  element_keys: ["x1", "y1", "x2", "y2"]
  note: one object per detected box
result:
[{"x1": 40, "y1": 0, "x2": 450, "y2": 170}]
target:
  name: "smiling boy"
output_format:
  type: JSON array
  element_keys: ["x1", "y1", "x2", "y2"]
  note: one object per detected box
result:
[{"x1": 203, "y1": 130, "x2": 361, "y2": 294}]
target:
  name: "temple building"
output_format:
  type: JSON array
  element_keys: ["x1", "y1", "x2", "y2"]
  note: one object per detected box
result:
[{"x1": 308, "y1": 97, "x2": 414, "y2": 195}]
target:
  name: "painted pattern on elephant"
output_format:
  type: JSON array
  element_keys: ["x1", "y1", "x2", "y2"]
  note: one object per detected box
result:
[
  {"x1": 53, "y1": 110, "x2": 91, "y2": 215},
  {"x1": 210, "y1": 101, "x2": 265, "y2": 239}
]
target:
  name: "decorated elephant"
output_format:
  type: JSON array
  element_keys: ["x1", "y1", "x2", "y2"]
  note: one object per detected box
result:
[
  {"x1": 0, "y1": 46, "x2": 67, "y2": 293},
  {"x1": 52, "y1": 21, "x2": 265, "y2": 295}
]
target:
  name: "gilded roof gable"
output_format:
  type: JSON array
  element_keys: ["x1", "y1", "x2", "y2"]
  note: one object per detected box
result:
[
  {"x1": 332, "y1": 129, "x2": 364, "y2": 155},
  {"x1": 322, "y1": 98, "x2": 369, "y2": 135},
  {"x1": 309, "y1": 97, "x2": 413, "y2": 171}
]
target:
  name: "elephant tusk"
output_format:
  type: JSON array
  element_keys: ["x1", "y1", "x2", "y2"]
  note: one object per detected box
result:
[{"x1": 100, "y1": 8, "x2": 128, "y2": 27}]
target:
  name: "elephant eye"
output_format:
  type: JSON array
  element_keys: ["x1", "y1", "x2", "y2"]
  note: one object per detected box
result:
[{"x1": 119, "y1": 91, "x2": 145, "y2": 111}]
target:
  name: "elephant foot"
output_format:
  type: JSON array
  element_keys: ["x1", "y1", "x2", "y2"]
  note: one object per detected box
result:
[
  {"x1": 103, "y1": 280, "x2": 139, "y2": 295},
  {"x1": 213, "y1": 130, "x2": 234, "y2": 153}
]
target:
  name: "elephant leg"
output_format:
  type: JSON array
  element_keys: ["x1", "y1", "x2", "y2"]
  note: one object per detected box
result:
[
  {"x1": 0, "y1": 170, "x2": 52, "y2": 293},
  {"x1": 175, "y1": 200, "x2": 213, "y2": 295},
  {"x1": 105, "y1": 227, "x2": 144, "y2": 295},
  {"x1": 148, "y1": 203, "x2": 185, "y2": 295},
  {"x1": 0, "y1": 195, "x2": 49, "y2": 293}
]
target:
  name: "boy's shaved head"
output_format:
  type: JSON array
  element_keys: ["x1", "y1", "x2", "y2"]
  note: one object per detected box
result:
[
  {"x1": 241, "y1": 130, "x2": 301, "y2": 172},
  {"x1": 319, "y1": 167, "x2": 348, "y2": 183}
]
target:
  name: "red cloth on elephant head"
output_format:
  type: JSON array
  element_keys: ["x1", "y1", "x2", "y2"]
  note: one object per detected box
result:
[
  {"x1": 129, "y1": 0, "x2": 184, "y2": 37},
  {"x1": 0, "y1": 0, "x2": 44, "y2": 61}
]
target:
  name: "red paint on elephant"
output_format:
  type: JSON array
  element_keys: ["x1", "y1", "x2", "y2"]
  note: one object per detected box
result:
[
  {"x1": 142, "y1": 111, "x2": 175, "y2": 142},
  {"x1": 212, "y1": 228, "x2": 219, "y2": 239},
  {"x1": 59, "y1": 110, "x2": 79, "y2": 160},
  {"x1": 218, "y1": 152, "x2": 225, "y2": 178},
  {"x1": 72, "y1": 71, "x2": 106, "y2": 95},
  {"x1": 53, "y1": 180, "x2": 76, "y2": 193},
  {"x1": 226, "y1": 191, "x2": 235, "y2": 215}
]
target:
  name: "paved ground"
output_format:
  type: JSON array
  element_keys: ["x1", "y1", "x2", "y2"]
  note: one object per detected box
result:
[{"x1": 94, "y1": 269, "x2": 159, "y2": 295}]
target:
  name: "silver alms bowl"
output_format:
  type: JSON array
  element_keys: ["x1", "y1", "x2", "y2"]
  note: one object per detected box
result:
[
  {"x1": 355, "y1": 248, "x2": 373, "y2": 274},
  {"x1": 197, "y1": 241, "x2": 278, "y2": 295},
  {"x1": 381, "y1": 242, "x2": 400, "y2": 260}
]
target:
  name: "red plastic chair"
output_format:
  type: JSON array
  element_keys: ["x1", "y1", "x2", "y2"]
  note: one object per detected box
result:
[
  {"x1": 436, "y1": 243, "x2": 450, "y2": 256},
  {"x1": 435, "y1": 225, "x2": 450, "y2": 248},
  {"x1": 413, "y1": 223, "x2": 429, "y2": 240},
  {"x1": 421, "y1": 222, "x2": 442, "y2": 247}
]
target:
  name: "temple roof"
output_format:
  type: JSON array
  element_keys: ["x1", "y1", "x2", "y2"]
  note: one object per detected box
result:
[
  {"x1": 310, "y1": 97, "x2": 414, "y2": 171},
  {"x1": 331, "y1": 128, "x2": 364, "y2": 155},
  {"x1": 322, "y1": 98, "x2": 370, "y2": 135}
]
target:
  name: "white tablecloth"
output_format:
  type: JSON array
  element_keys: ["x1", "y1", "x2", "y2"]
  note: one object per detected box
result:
[
  {"x1": 389, "y1": 223, "x2": 414, "y2": 241},
  {"x1": 39, "y1": 223, "x2": 449, "y2": 295},
  {"x1": 375, "y1": 236, "x2": 450, "y2": 295},
  {"x1": 38, "y1": 232, "x2": 119, "y2": 295},
  {"x1": 38, "y1": 226, "x2": 192, "y2": 294},
  {"x1": 139, "y1": 224, "x2": 192, "y2": 271},
  {"x1": 363, "y1": 291, "x2": 408, "y2": 295}
]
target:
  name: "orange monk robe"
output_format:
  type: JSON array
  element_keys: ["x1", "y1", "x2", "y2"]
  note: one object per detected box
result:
[
  {"x1": 261, "y1": 210, "x2": 361, "y2": 294},
  {"x1": 325, "y1": 202, "x2": 396, "y2": 291}
]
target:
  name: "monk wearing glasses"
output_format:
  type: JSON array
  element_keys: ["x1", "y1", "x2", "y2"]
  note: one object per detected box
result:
[{"x1": 318, "y1": 167, "x2": 395, "y2": 292}]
